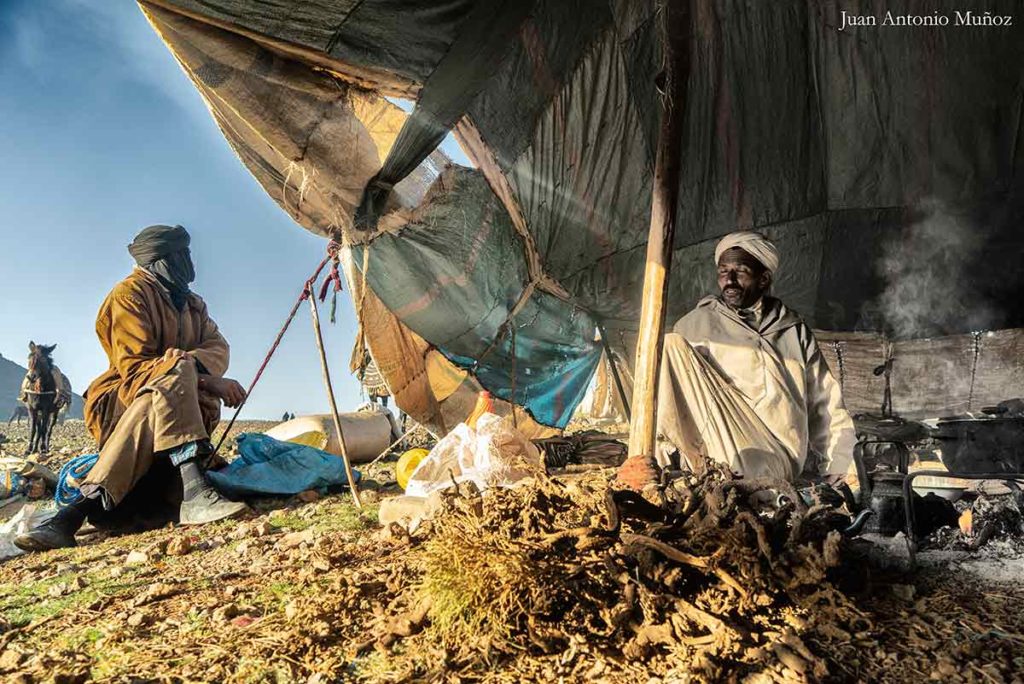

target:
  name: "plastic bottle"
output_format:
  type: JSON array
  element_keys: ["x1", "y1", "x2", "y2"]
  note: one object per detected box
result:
[{"x1": 465, "y1": 390, "x2": 494, "y2": 429}]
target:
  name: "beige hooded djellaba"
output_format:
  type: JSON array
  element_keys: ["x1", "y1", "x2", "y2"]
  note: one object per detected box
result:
[
  {"x1": 81, "y1": 267, "x2": 229, "y2": 505},
  {"x1": 656, "y1": 295, "x2": 856, "y2": 481}
]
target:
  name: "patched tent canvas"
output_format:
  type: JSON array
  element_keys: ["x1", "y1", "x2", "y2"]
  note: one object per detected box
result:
[{"x1": 138, "y1": 0, "x2": 1024, "y2": 432}]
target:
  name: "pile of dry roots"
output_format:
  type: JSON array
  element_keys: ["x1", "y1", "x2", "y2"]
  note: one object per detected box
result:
[{"x1": 367, "y1": 465, "x2": 872, "y2": 682}]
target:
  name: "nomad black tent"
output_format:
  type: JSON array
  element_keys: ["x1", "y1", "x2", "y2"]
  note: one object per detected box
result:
[{"x1": 138, "y1": 0, "x2": 1024, "y2": 433}]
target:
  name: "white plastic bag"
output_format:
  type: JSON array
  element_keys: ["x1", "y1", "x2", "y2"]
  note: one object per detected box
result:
[
  {"x1": 404, "y1": 423, "x2": 477, "y2": 497},
  {"x1": 0, "y1": 504, "x2": 57, "y2": 562},
  {"x1": 472, "y1": 413, "x2": 543, "y2": 487},
  {"x1": 404, "y1": 413, "x2": 543, "y2": 497}
]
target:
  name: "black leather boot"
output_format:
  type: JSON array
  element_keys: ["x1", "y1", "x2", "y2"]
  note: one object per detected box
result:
[{"x1": 14, "y1": 497, "x2": 99, "y2": 552}]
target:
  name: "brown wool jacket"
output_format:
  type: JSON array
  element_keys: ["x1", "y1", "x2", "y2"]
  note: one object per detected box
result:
[{"x1": 84, "y1": 268, "x2": 229, "y2": 448}]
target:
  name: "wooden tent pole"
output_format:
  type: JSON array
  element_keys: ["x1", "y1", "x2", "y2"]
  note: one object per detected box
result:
[
  {"x1": 308, "y1": 285, "x2": 363, "y2": 509},
  {"x1": 621, "y1": 0, "x2": 691, "y2": 486}
]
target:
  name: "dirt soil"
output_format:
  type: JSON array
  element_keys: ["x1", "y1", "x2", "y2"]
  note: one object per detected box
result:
[{"x1": 0, "y1": 422, "x2": 1022, "y2": 683}]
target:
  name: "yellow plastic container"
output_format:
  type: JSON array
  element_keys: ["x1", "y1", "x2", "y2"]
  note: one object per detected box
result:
[
  {"x1": 285, "y1": 430, "x2": 329, "y2": 451},
  {"x1": 396, "y1": 448, "x2": 430, "y2": 490}
]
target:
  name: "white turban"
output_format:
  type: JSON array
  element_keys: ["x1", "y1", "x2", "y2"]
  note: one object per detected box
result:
[{"x1": 714, "y1": 231, "x2": 779, "y2": 274}]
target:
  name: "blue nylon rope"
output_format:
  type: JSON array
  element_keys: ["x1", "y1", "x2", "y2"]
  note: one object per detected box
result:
[{"x1": 55, "y1": 453, "x2": 99, "y2": 507}]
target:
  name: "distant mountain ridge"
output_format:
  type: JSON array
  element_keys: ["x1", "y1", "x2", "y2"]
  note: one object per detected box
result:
[{"x1": 0, "y1": 353, "x2": 85, "y2": 420}]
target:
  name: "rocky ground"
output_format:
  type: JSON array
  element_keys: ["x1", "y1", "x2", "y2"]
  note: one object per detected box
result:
[{"x1": 0, "y1": 422, "x2": 1021, "y2": 683}]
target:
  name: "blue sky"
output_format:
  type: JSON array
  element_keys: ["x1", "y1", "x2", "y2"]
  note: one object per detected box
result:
[{"x1": 0, "y1": 0, "x2": 468, "y2": 419}]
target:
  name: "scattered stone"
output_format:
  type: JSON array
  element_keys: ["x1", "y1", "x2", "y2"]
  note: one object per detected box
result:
[
  {"x1": 278, "y1": 529, "x2": 315, "y2": 550},
  {"x1": 230, "y1": 614, "x2": 257, "y2": 628},
  {"x1": 166, "y1": 536, "x2": 192, "y2": 557},
  {"x1": 126, "y1": 612, "x2": 148, "y2": 628},
  {"x1": 360, "y1": 490, "x2": 381, "y2": 505},
  {"x1": 310, "y1": 552, "x2": 331, "y2": 572},
  {"x1": 297, "y1": 490, "x2": 320, "y2": 503},
  {"x1": 125, "y1": 551, "x2": 149, "y2": 566},
  {"x1": 46, "y1": 577, "x2": 86, "y2": 597},
  {"x1": 235, "y1": 540, "x2": 252, "y2": 555},
  {"x1": 379, "y1": 522, "x2": 411, "y2": 544},
  {"x1": 378, "y1": 495, "x2": 430, "y2": 527},
  {"x1": 109, "y1": 566, "x2": 125, "y2": 578},
  {"x1": 0, "y1": 649, "x2": 25, "y2": 669},
  {"x1": 144, "y1": 540, "x2": 169, "y2": 556},
  {"x1": 251, "y1": 520, "x2": 272, "y2": 537},
  {"x1": 212, "y1": 604, "x2": 239, "y2": 623},
  {"x1": 284, "y1": 601, "x2": 299, "y2": 620},
  {"x1": 891, "y1": 584, "x2": 916, "y2": 601},
  {"x1": 132, "y1": 582, "x2": 183, "y2": 607}
]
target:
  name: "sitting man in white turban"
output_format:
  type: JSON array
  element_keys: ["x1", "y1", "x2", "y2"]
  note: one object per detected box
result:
[{"x1": 656, "y1": 231, "x2": 855, "y2": 481}]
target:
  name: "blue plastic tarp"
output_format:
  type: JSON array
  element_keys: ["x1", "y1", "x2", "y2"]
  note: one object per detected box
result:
[{"x1": 207, "y1": 434, "x2": 361, "y2": 498}]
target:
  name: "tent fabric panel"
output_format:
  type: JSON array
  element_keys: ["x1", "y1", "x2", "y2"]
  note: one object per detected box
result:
[
  {"x1": 352, "y1": 167, "x2": 600, "y2": 427},
  {"x1": 327, "y1": 0, "x2": 475, "y2": 84},
  {"x1": 144, "y1": 3, "x2": 445, "y2": 240},
  {"x1": 815, "y1": 332, "x2": 888, "y2": 417},
  {"x1": 818, "y1": 329, "x2": 1024, "y2": 418},
  {"x1": 465, "y1": 0, "x2": 615, "y2": 169},
  {"x1": 611, "y1": 0, "x2": 656, "y2": 40},
  {"x1": 144, "y1": 0, "x2": 472, "y2": 85},
  {"x1": 572, "y1": 347, "x2": 633, "y2": 426},
  {"x1": 812, "y1": 0, "x2": 1024, "y2": 209},
  {"x1": 557, "y1": 242, "x2": 647, "y2": 329},
  {"x1": 143, "y1": 3, "x2": 377, "y2": 237},
  {"x1": 352, "y1": 168, "x2": 530, "y2": 356},
  {"x1": 890, "y1": 335, "x2": 976, "y2": 417},
  {"x1": 506, "y1": 31, "x2": 653, "y2": 293},
  {"x1": 438, "y1": 287, "x2": 601, "y2": 428},
  {"x1": 811, "y1": 208, "x2": 907, "y2": 331},
  {"x1": 342, "y1": 258, "x2": 445, "y2": 430},
  {"x1": 971, "y1": 330, "x2": 1024, "y2": 411},
  {"x1": 675, "y1": 0, "x2": 827, "y2": 248},
  {"x1": 342, "y1": 250, "x2": 557, "y2": 438},
  {"x1": 619, "y1": 11, "x2": 660, "y2": 169},
  {"x1": 352, "y1": 0, "x2": 537, "y2": 230},
  {"x1": 142, "y1": 0, "x2": 359, "y2": 52}
]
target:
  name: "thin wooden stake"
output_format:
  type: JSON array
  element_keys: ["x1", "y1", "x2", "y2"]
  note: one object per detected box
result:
[
  {"x1": 625, "y1": 0, "x2": 691, "y2": 466},
  {"x1": 308, "y1": 285, "x2": 362, "y2": 509},
  {"x1": 598, "y1": 324, "x2": 632, "y2": 423}
]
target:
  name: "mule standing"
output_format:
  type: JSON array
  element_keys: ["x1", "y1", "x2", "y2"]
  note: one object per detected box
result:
[{"x1": 23, "y1": 342, "x2": 59, "y2": 455}]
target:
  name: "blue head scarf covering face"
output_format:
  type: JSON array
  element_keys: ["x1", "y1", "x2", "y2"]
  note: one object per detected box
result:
[{"x1": 127, "y1": 224, "x2": 195, "y2": 310}]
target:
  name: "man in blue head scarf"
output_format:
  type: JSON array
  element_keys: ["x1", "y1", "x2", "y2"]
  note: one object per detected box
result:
[{"x1": 16, "y1": 225, "x2": 248, "y2": 552}]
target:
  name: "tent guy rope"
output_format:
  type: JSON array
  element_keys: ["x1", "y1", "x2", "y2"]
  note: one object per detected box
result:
[{"x1": 212, "y1": 241, "x2": 338, "y2": 457}]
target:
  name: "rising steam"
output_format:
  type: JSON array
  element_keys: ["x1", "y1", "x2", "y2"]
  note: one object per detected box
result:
[{"x1": 860, "y1": 199, "x2": 1002, "y2": 339}]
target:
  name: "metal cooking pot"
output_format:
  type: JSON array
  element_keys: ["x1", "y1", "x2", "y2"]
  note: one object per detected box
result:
[{"x1": 927, "y1": 416, "x2": 1024, "y2": 474}]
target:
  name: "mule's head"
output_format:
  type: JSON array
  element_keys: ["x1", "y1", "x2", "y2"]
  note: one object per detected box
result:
[{"x1": 26, "y1": 341, "x2": 56, "y2": 382}]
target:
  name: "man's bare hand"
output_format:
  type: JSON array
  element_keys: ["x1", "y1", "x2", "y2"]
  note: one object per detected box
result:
[
  {"x1": 163, "y1": 348, "x2": 188, "y2": 362},
  {"x1": 201, "y1": 376, "x2": 247, "y2": 408}
]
